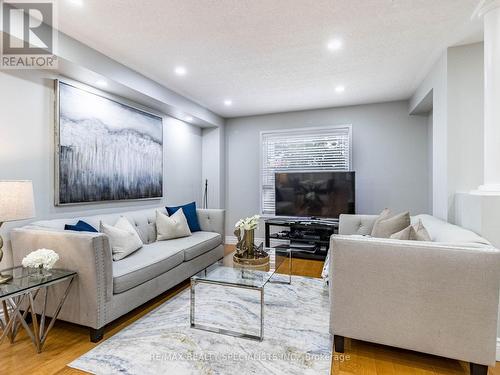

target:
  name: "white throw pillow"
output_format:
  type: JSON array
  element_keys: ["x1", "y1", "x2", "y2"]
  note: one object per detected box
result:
[
  {"x1": 156, "y1": 209, "x2": 192, "y2": 241},
  {"x1": 100, "y1": 217, "x2": 143, "y2": 261}
]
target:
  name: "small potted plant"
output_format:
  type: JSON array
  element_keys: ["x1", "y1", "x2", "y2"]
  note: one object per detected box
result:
[
  {"x1": 233, "y1": 215, "x2": 269, "y2": 269},
  {"x1": 234, "y1": 215, "x2": 260, "y2": 257}
]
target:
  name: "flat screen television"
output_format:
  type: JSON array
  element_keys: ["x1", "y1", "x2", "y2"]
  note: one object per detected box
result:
[{"x1": 275, "y1": 171, "x2": 355, "y2": 219}]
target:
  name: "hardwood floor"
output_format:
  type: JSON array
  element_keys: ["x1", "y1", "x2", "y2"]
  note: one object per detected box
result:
[{"x1": 0, "y1": 245, "x2": 498, "y2": 374}]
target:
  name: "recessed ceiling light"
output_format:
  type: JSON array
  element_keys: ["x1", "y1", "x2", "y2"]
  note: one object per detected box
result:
[
  {"x1": 67, "y1": 0, "x2": 84, "y2": 7},
  {"x1": 327, "y1": 38, "x2": 343, "y2": 51},
  {"x1": 174, "y1": 66, "x2": 187, "y2": 76},
  {"x1": 185, "y1": 116, "x2": 193, "y2": 122},
  {"x1": 224, "y1": 99, "x2": 233, "y2": 106},
  {"x1": 96, "y1": 80, "x2": 107, "y2": 87},
  {"x1": 335, "y1": 85, "x2": 345, "y2": 93}
]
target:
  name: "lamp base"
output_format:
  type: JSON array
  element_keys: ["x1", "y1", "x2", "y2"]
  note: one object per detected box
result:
[
  {"x1": 0, "y1": 273, "x2": 12, "y2": 284},
  {"x1": 0, "y1": 227, "x2": 11, "y2": 284}
]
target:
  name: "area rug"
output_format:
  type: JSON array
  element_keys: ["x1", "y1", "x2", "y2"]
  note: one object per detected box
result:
[{"x1": 69, "y1": 276, "x2": 332, "y2": 375}]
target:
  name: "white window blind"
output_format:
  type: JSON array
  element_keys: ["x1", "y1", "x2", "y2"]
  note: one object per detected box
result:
[{"x1": 261, "y1": 126, "x2": 352, "y2": 215}]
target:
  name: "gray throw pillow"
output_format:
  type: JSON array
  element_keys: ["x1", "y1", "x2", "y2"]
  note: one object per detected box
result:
[
  {"x1": 371, "y1": 208, "x2": 391, "y2": 230},
  {"x1": 412, "y1": 220, "x2": 432, "y2": 241},
  {"x1": 371, "y1": 209, "x2": 410, "y2": 238},
  {"x1": 390, "y1": 220, "x2": 432, "y2": 241},
  {"x1": 390, "y1": 225, "x2": 412, "y2": 240}
]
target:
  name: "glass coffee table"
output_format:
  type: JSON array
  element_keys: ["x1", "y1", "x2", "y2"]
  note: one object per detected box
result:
[
  {"x1": 190, "y1": 247, "x2": 292, "y2": 341},
  {"x1": 0, "y1": 266, "x2": 76, "y2": 353}
]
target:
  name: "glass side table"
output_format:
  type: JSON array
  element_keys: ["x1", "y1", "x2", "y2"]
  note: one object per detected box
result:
[{"x1": 0, "y1": 266, "x2": 76, "y2": 353}]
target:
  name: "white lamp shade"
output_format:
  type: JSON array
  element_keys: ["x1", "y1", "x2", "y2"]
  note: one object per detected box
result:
[{"x1": 0, "y1": 180, "x2": 35, "y2": 223}]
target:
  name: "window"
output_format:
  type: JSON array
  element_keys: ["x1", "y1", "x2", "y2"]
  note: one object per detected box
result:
[{"x1": 260, "y1": 125, "x2": 352, "y2": 215}]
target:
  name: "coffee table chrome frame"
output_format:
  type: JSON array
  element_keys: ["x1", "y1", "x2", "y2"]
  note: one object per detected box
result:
[
  {"x1": 0, "y1": 274, "x2": 76, "y2": 353},
  {"x1": 268, "y1": 249, "x2": 292, "y2": 285},
  {"x1": 190, "y1": 279, "x2": 265, "y2": 341},
  {"x1": 189, "y1": 249, "x2": 292, "y2": 341}
]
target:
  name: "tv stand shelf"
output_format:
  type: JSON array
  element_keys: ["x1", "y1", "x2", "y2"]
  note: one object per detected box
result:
[
  {"x1": 268, "y1": 235, "x2": 330, "y2": 245},
  {"x1": 264, "y1": 218, "x2": 338, "y2": 261}
]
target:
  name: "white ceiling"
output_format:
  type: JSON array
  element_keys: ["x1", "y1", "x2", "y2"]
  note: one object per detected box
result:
[{"x1": 57, "y1": 0, "x2": 483, "y2": 118}]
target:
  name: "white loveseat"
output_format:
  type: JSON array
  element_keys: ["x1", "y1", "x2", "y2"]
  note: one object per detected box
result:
[
  {"x1": 10, "y1": 207, "x2": 225, "y2": 342},
  {"x1": 330, "y1": 214, "x2": 500, "y2": 374}
]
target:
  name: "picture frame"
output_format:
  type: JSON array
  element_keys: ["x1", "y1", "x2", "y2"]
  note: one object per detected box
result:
[{"x1": 54, "y1": 79, "x2": 164, "y2": 206}]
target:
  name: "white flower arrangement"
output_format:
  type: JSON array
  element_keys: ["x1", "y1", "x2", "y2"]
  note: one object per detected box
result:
[
  {"x1": 235, "y1": 215, "x2": 261, "y2": 231},
  {"x1": 22, "y1": 249, "x2": 60, "y2": 270}
]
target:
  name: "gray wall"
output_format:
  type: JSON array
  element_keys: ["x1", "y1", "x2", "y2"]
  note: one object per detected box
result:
[
  {"x1": 427, "y1": 111, "x2": 434, "y2": 212},
  {"x1": 446, "y1": 43, "x2": 484, "y2": 222},
  {"x1": 0, "y1": 70, "x2": 203, "y2": 267},
  {"x1": 225, "y1": 100, "x2": 430, "y2": 239},
  {"x1": 409, "y1": 42, "x2": 484, "y2": 223},
  {"x1": 409, "y1": 54, "x2": 448, "y2": 220},
  {"x1": 202, "y1": 126, "x2": 225, "y2": 209}
]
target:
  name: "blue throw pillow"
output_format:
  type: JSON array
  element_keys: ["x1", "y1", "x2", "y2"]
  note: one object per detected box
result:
[
  {"x1": 166, "y1": 202, "x2": 201, "y2": 232},
  {"x1": 65, "y1": 220, "x2": 98, "y2": 233}
]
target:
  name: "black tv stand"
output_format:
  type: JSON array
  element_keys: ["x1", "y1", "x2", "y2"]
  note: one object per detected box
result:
[{"x1": 264, "y1": 217, "x2": 338, "y2": 260}]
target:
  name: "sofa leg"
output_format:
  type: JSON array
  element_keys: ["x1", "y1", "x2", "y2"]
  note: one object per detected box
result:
[
  {"x1": 470, "y1": 363, "x2": 488, "y2": 375},
  {"x1": 89, "y1": 327, "x2": 104, "y2": 343},
  {"x1": 334, "y1": 335, "x2": 345, "y2": 353}
]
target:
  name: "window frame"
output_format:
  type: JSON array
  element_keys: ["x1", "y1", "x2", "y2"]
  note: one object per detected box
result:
[{"x1": 259, "y1": 124, "x2": 353, "y2": 217}]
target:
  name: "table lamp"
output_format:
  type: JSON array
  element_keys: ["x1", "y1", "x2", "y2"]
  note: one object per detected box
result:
[{"x1": 0, "y1": 180, "x2": 35, "y2": 284}]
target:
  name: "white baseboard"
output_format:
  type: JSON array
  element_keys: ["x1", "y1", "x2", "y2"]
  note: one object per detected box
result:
[
  {"x1": 496, "y1": 338, "x2": 500, "y2": 361},
  {"x1": 225, "y1": 236, "x2": 237, "y2": 245},
  {"x1": 225, "y1": 236, "x2": 265, "y2": 245}
]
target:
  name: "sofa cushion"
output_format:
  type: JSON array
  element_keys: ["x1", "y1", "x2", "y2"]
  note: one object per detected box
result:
[
  {"x1": 338, "y1": 214, "x2": 378, "y2": 235},
  {"x1": 412, "y1": 214, "x2": 491, "y2": 246},
  {"x1": 29, "y1": 208, "x2": 168, "y2": 245},
  {"x1": 164, "y1": 231, "x2": 222, "y2": 261},
  {"x1": 89, "y1": 208, "x2": 166, "y2": 245},
  {"x1": 112, "y1": 242, "x2": 184, "y2": 294},
  {"x1": 120, "y1": 209, "x2": 163, "y2": 245},
  {"x1": 371, "y1": 210, "x2": 410, "y2": 238}
]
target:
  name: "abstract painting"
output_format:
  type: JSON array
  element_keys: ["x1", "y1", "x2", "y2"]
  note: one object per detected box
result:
[{"x1": 55, "y1": 81, "x2": 163, "y2": 205}]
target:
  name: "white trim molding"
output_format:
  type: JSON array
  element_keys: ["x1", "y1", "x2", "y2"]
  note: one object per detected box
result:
[
  {"x1": 473, "y1": 0, "x2": 500, "y2": 19},
  {"x1": 497, "y1": 337, "x2": 500, "y2": 361},
  {"x1": 225, "y1": 236, "x2": 266, "y2": 245},
  {"x1": 225, "y1": 236, "x2": 237, "y2": 245}
]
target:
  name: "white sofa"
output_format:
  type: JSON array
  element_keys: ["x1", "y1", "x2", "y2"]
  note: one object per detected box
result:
[
  {"x1": 10, "y1": 207, "x2": 225, "y2": 342},
  {"x1": 330, "y1": 214, "x2": 500, "y2": 375}
]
